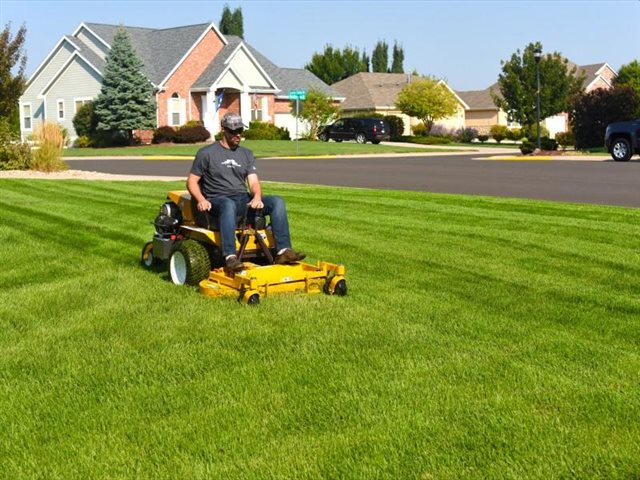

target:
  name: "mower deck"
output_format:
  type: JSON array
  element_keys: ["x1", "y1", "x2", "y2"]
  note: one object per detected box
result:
[{"x1": 200, "y1": 261, "x2": 346, "y2": 304}]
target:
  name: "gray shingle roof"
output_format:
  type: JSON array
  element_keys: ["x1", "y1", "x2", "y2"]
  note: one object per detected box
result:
[
  {"x1": 456, "y1": 83, "x2": 501, "y2": 110},
  {"x1": 81, "y1": 22, "x2": 211, "y2": 85},
  {"x1": 67, "y1": 35, "x2": 105, "y2": 73}
]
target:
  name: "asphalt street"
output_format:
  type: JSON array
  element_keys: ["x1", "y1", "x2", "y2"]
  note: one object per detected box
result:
[{"x1": 65, "y1": 153, "x2": 640, "y2": 208}]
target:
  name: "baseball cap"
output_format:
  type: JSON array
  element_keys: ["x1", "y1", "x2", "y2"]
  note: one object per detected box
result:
[{"x1": 221, "y1": 112, "x2": 247, "y2": 130}]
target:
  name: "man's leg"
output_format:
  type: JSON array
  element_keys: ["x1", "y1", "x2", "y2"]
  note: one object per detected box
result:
[
  {"x1": 209, "y1": 196, "x2": 240, "y2": 257},
  {"x1": 262, "y1": 195, "x2": 305, "y2": 263}
]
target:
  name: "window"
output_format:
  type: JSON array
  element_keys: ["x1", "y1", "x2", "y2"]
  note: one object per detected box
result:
[
  {"x1": 22, "y1": 104, "x2": 32, "y2": 130},
  {"x1": 251, "y1": 94, "x2": 263, "y2": 121},
  {"x1": 57, "y1": 99, "x2": 65, "y2": 121},
  {"x1": 169, "y1": 93, "x2": 184, "y2": 126},
  {"x1": 74, "y1": 98, "x2": 92, "y2": 114}
]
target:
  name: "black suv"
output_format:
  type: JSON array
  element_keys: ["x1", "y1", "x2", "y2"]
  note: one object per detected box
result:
[
  {"x1": 604, "y1": 118, "x2": 640, "y2": 161},
  {"x1": 318, "y1": 118, "x2": 390, "y2": 144}
]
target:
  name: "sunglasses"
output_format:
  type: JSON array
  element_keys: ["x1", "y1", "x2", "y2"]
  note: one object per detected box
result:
[{"x1": 226, "y1": 128, "x2": 244, "y2": 136}]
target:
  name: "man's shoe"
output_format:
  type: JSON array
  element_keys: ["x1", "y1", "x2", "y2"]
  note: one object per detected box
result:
[
  {"x1": 274, "y1": 249, "x2": 306, "y2": 264},
  {"x1": 225, "y1": 255, "x2": 244, "y2": 272}
]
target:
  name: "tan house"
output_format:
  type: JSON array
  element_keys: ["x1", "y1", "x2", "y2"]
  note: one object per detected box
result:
[
  {"x1": 458, "y1": 62, "x2": 617, "y2": 137},
  {"x1": 331, "y1": 72, "x2": 468, "y2": 136}
]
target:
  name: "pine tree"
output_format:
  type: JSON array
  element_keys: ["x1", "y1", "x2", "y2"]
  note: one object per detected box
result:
[
  {"x1": 391, "y1": 42, "x2": 404, "y2": 73},
  {"x1": 231, "y1": 7, "x2": 244, "y2": 39},
  {"x1": 93, "y1": 27, "x2": 156, "y2": 143},
  {"x1": 219, "y1": 5, "x2": 233, "y2": 34},
  {"x1": 371, "y1": 41, "x2": 388, "y2": 73},
  {"x1": 219, "y1": 4, "x2": 244, "y2": 38}
]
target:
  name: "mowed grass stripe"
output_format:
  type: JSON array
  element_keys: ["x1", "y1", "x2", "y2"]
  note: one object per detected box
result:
[{"x1": 0, "y1": 179, "x2": 639, "y2": 479}]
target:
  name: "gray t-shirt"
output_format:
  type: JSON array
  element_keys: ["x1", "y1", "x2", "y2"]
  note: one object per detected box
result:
[{"x1": 190, "y1": 142, "x2": 258, "y2": 197}]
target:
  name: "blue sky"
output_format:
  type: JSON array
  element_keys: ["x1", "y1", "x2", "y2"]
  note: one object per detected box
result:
[{"x1": 2, "y1": 0, "x2": 638, "y2": 91}]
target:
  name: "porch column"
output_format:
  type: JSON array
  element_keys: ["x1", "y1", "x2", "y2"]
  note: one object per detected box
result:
[{"x1": 240, "y1": 89, "x2": 250, "y2": 127}]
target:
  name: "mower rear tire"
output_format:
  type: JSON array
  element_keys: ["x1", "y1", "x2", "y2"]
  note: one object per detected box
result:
[
  {"x1": 169, "y1": 240, "x2": 211, "y2": 286},
  {"x1": 140, "y1": 242, "x2": 158, "y2": 269}
]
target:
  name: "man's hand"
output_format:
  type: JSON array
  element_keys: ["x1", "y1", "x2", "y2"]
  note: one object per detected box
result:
[
  {"x1": 248, "y1": 197, "x2": 263, "y2": 209},
  {"x1": 197, "y1": 199, "x2": 212, "y2": 211}
]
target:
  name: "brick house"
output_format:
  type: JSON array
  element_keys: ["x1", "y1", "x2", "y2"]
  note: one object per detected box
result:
[{"x1": 19, "y1": 22, "x2": 342, "y2": 142}]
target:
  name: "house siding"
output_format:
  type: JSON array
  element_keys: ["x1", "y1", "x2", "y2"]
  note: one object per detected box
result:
[
  {"x1": 20, "y1": 41, "x2": 76, "y2": 138},
  {"x1": 44, "y1": 57, "x2": 102, "y2": 137},
  {"x1": 76, "y1": 27, "x2": 109, "y2": 60},
  {"x1": 158, "y1": 27, "x2": 224, "y2": 126}
]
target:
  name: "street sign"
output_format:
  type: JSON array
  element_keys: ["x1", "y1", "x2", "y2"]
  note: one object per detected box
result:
[{"x1": 288, "y1": 89, "x2": 306, "y2": 100}]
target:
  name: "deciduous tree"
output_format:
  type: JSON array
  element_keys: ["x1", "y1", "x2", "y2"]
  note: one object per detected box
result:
[
  {"x1": 395, "y1": 76, "x2": 459, "y2": 132},
  {"x1": 570, "y1": 86, "x2": 638, "y2": 149},
  {"x1": 93, "y1": 27, "x2": 156, "y2": 143},
  {"x1": 613, "y1": 59, "x2": 640, "y2": 115},
  {"x1": 492, "y1": 42, "x2": 584, "y2": 129},
  {"x1": 292, "y1": 89, "x2": 339, "y2": 140},
  {"x1": 0, "y1": 22, "x2": 27, "y2": 133}
]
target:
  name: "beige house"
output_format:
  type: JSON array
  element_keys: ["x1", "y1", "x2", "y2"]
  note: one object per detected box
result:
[
  {"x1": 331, "y1": 72, "x2": 467, "y2": 136},
  {"x1": 457, "y1": 62, "x2": 617, "y2": 137},
  {"x1": 333, "y1": 63, "x2": 617, "y2": 138}
]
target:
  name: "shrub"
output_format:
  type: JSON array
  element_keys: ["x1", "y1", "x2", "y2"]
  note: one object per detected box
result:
[
  {"x1": 72, "y1": 102, "x2": 97, "y2": 137},
  {"x1": 73, "y1": 135, "x2": 93, "y2": 148},
  {"x1": 555, "y1": 131, "x2": 574, "y2": 150},
  {"x1": 406, "y1": 135, "x2": 452, "y2": 145},
  {"x1": 152, "y1": 126, "x2": 176, "y2": 144},
  {"x1": 520, "y1": 140, "x2": 536, "y2": 155},
  {"x1": 243, "y1": 121, "x2": 290, "y2": 140},
  {"x1": 428, "y1": 124, "x2": 455, "y2": 138},
  {"x1": 173, "y1": 125, "x2": 211, "y2": 144},
  {"x1": 384, "y1": 115, "x2": 405, "y2": 141},
  {"x1": 540, "y1": 136, "x2": 558, "y2": 151},
  {"x1": 411, "y1": 123, "x2": 427, "y2": 136},
  {"x1": 31, "y1": 122, "x2": 67, "y2": 172},
  {"x1": 0, "y1": 118, "x2": 32, "y2": 170},
  {"x1": 455, "y1": 127, "x2": 478, "y2": 143},
  {"x1": 477, "y1": 135, "x2": 489, "y2": 143},
  {"x1": 506, "y1": 128, "x2": 524, "y2": 142},
  {"x1": 490, "y1": 124, "x2": 509, "y2": 143},
  {"x1": 523, "y1": 124, "x2": 549, "y2": 141}
]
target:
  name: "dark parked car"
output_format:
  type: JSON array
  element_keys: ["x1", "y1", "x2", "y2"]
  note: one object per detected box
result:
[
  {"x1": 318, "y1": 118, "x2": 390, "y2": 144},
  {"x1": 604, "y1": 118, "x2": 640, "y2": 161}
]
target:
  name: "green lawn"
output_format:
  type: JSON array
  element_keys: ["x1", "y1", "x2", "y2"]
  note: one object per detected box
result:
[
  {"x1": 63, "y1": 140, "x2": 455, "y2": 158},
  {"x1": 1, "y1": 179, "x2": 639, "y2": 479}
]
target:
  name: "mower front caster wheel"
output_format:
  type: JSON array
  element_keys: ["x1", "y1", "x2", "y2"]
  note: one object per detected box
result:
[
  {"x1": 141, "y1": 242, "x2": 159, "y2": 269},
  {"x1": 324, "y1": 277, "x2": 347, "y2": 296},
  {"x1": 240, "y1": 290, "x2": 260, "y2": 305}
]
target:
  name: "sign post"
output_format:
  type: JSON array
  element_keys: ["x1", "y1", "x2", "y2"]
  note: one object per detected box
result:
[{"x1": 288, "y1": 89, "x2": 307, "y2": 154}]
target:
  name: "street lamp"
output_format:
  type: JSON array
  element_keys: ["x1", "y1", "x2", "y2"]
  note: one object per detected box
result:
[{"x1": 533, "y1": 47, "x2": 542, "y2": 150}]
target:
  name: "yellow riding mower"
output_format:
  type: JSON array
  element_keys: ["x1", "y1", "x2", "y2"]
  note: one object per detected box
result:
[{"x1": 141, "y1": 191, "x2": 347, "y2": 304}]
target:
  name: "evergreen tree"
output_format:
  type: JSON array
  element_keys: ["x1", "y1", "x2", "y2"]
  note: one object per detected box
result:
[
  {"x1": 219, "y1": 4, "x2": 244, "y2": 38},
  {"x1": 305, "y1": 44, "x2": 368, "y2": 84},
  {"x1": 231, "y1": 7, "x2": 244, "y2": 39},
  {"x1": 371, "y1": 41, "x2": 388, "y2": 73},
  {"x1": 93, "y1": 27, "x2": 156, "y2": 143},
  {"x1": 0, "y1": 22, "x2": 27, "y2": 133},
  {"x1": 391, "y1": 41, "x2": 404, "y2": 73},
  {"x1": 361, "y1": 51, "x2": 370, "y2": 72},
  {"x1": 219, "y1": 5, "x2": 233, "y2": 34}
]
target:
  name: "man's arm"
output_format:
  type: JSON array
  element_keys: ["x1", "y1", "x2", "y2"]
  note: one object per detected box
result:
[
  {"x1": 246, "y1": 173, "x2": 263, "y2": 209},
  {"x1": 187, "y1": 173, "x2": 211, "y2": 211}
]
